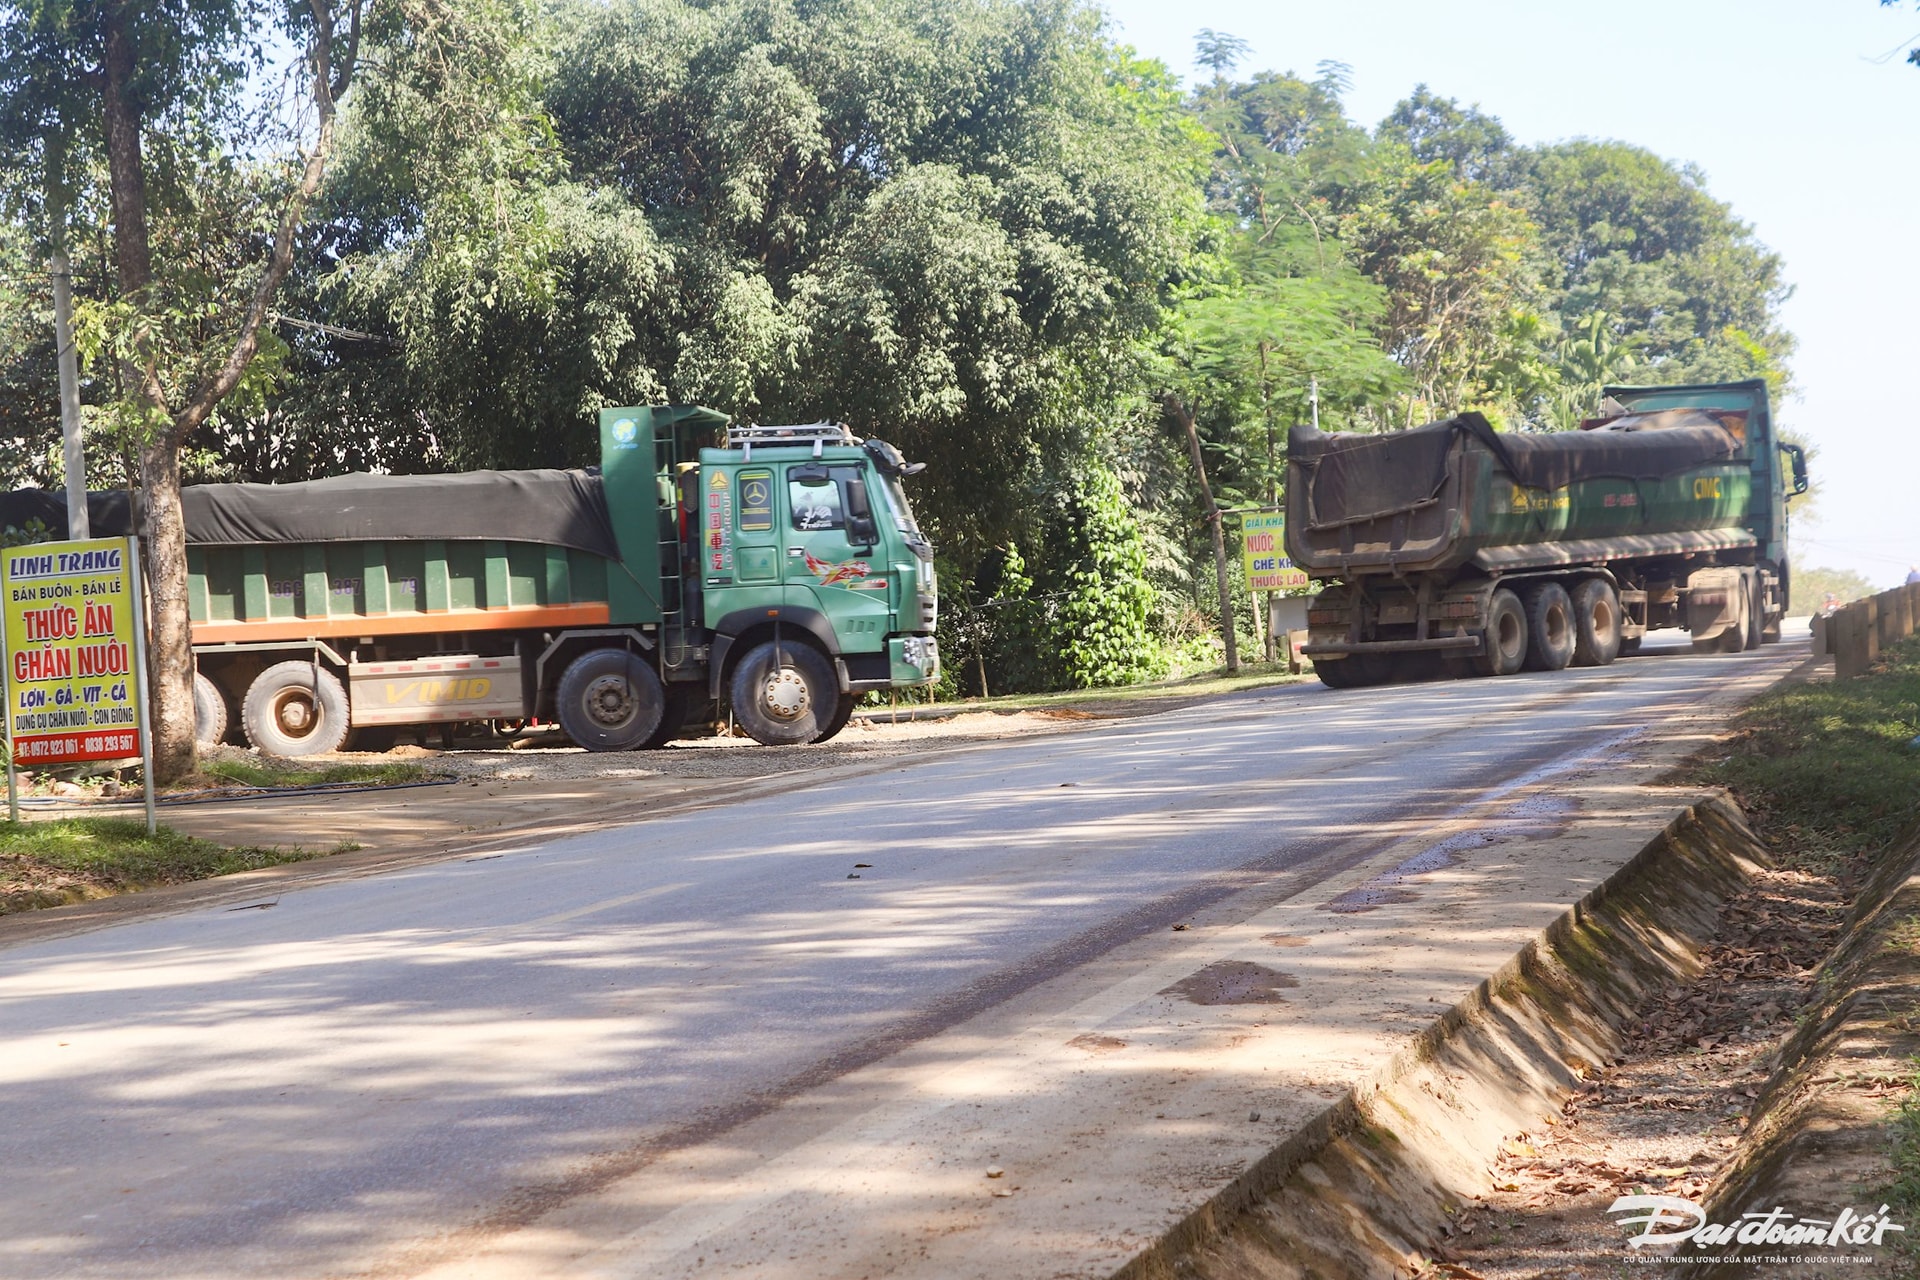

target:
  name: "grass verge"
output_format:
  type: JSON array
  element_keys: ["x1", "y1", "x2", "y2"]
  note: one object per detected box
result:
[
  {"x1": 196, "y1": 756, "x2": 433, "y2": 790},
  {"x1": 1678, "y1": 633, "x2": 1920, "y2": 870},
  {"x1": 0, "y1": 817, "x2": 338, "y2": 915}
]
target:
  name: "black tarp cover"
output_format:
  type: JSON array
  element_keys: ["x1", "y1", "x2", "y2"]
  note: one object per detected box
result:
[
  {"x1": 1290, "y1": 411, "x2": 1741, "y2": 528},
  {"x1": 0, "y1": 469, "x2": 623, "y2": 560}
]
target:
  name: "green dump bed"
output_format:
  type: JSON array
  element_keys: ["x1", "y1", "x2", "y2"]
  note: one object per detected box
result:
[
  {"x1": 178, "y1": 465, "x2": 669, "y2": 643},
  {"x1": 186, "y1": 539, "x2": 623, "y2": 645},
  {"x1": 1284, "y1": 380, "x2": 1779, "y2": 581}
]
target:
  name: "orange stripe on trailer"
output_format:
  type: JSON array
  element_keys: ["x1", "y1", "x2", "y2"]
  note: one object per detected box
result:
[{"x1": 191, "y1": 603, "x2": 613, "y2": 644}]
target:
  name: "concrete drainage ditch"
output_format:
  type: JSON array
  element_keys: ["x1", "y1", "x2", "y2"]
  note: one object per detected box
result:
[{"x1": 1118, "y1": 794, "x2": 1842, "y2": 1279}]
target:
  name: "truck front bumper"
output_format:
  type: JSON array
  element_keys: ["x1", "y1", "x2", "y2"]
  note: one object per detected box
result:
[{"x1": 890, "y1": 634, "x2": 939, "y2": 685}]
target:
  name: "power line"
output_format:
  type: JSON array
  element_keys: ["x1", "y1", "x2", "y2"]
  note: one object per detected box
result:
[{"x1": 266, "y1": 312, "x2": 396, "y2": 347}]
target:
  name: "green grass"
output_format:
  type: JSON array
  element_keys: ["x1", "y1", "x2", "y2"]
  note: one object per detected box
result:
[
  {"x1": 0, "y1": 817, "x2": 335, "y2": 914},
  {"x1": 197, "y1": 757, "x2": 433, "y2": 790},
  {"x1": 1681, "y1": 634, "x2": 1920, "y2": 868}
]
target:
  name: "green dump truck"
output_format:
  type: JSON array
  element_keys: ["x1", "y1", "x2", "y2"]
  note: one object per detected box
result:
[
  {"x1": 12, "y1": 407, "x2": 939, "y2": 754},
  {"x1": 1284, "y1": 379, "x2": 1807, "y2": 688}
]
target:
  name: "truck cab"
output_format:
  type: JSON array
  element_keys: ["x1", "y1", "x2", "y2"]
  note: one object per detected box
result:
[{"x1": 679, "y1": 423, "x2": 938, "y2": 743}]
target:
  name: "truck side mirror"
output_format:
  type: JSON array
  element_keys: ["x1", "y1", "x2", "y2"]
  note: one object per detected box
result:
[
  {"x1": 1779, "y1": 442, "x2": 1809, "y2": 496},
  {"x1": 844, "y1": 477, "x2": 878, "y2": 548}
]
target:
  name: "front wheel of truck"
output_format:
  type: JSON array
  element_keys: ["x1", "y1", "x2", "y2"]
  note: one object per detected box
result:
[
  {"x1": 243, "y1": 661, "x2": 351, "y2": 757},
  {"x1": 556, "y1": 649, "x2": 665, "y2": 751},
  {"x1": 812, "y1": 692, "x2": 858, "y2": 744},
  {"x1": 729, "y1": 640, "x2": 836, "y2": 746}
]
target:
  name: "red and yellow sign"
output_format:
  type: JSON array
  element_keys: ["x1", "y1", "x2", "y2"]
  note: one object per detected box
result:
[{"x1": 3, "y1": 538, "x2": 146, "y2": 764}]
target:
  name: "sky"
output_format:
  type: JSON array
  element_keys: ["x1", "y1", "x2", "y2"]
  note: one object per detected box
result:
[{"x1": 1097, "y1": 0, "x2": 1920, "y2": 588}]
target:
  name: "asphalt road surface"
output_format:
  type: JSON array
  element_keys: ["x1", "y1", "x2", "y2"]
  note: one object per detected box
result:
[{"x1": 0, "y1": 634, "x2": 1811, "y2": 1279}]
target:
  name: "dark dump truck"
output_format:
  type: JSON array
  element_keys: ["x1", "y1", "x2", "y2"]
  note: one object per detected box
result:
[
  {"x1": 1284, "y1": 379, "x2": 1808, "y2": 687},
  {"x1": 4, "y1": 406, "x2": 939, "y2": 754}
]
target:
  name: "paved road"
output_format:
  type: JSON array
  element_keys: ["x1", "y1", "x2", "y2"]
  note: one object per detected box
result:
[{"x1": 0, "y1": 636, "x2": 1810, "y2": 1279}]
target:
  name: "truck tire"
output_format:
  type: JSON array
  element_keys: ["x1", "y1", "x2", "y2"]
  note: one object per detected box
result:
[
  {"x1": 1697, "y1": 582, "x2": 1749, "y2": 654},
  {"x1": 1744, "y1": 575, "x2": 1765, "y2": 650},
  {"x1": 813, "y1": 692, "x2": 858, "y2": 743},
  {"x1": 1313, "y1": 655, "x2": 1387, "y2": 688},
  {"x1": 556, "y1": 649, "x2": 665, "y2": 752},
  {"x1": 1521, "y1": 582, "x2": 1576, "y2": 671},
  {"x1": 637, "y1": 684, "x2": 697, "y2": 750},
  {"x1": 243, "y1": 661, "x2": 351, "y2": 757},
  {"x1": 1718, "y1": 582, "x2": 1752, "y2": 654},
  {"x1": 194, "y1": 672, "x2": 231, "y2": 746},
  {"x1": 1570, "y1": 579, "x2": 1622, "y2": 667},
  {"x1": 1473, "y1": 589, "x2": 1529, "y2": 677},
  {"x1": 729, "y1": 639, "x2": 836, "y2": 746}
]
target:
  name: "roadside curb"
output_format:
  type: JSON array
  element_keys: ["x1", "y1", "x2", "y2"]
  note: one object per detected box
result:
[{"x1": 1116, "y1": 793, "x2": 1770, "y2": 1279}]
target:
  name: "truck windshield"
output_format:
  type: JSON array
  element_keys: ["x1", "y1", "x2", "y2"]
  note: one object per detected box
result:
[{"x1": 878, "y1": 474, "x2": 923, "y2": 538}]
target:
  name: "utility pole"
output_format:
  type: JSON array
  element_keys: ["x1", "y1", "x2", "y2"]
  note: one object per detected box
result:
[{"x1": 47, "y1": 136, "x2": 88, "y2": 539}]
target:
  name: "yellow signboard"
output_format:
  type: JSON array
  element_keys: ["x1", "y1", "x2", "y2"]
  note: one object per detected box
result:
[
  {"x1": 1241, "y1": 512, "x2": 1307, "y2": 592},
  {"x1": 2, "y1": 538, "x2": 147, "y2": 765}
]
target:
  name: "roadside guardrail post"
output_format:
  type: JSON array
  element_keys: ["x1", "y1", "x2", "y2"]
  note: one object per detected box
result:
[{"x1": 1834, "y1": 602, "x2": 1871, "y2": 680}]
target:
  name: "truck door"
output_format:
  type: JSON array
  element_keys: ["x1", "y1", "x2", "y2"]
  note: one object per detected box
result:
[{"x1": 783, "y1": 463, "x2": 890, "y2": 650}]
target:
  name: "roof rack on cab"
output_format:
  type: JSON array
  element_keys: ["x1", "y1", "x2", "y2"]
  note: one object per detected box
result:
[{"x1": 726, "y1": 422, "x2": 858, "y2": 460}]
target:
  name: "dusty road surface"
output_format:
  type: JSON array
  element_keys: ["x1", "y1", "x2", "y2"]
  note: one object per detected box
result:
[{"x1": 0, "y1": 635, "x2": 1811, "y2": 1279}]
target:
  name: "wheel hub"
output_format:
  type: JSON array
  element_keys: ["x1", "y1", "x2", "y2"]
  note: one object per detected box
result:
[
  {"x1": 274, "y1": 691, "x2": 315, "y2": 735},
  {"x1": 762, "y1": 667, "x2": 810, "y2": 720},
  {"x1": 584, "y1": 674, "x2": 635, "y2": 727}
]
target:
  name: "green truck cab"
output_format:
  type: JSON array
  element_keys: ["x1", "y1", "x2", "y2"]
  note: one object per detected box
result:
[
  {"x1": 177, "y1": 406, "x2": 937, "y2": 755},
  {"x1": 1285, "y1": 379, "x2": 1807, "y2": 688}
]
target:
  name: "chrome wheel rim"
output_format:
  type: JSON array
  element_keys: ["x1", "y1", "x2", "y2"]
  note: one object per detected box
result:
[{"x1": 762, "y1": 667, "x2": 810, "y2": 720}]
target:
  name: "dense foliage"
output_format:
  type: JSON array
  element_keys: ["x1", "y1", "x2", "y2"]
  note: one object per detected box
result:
[{"x1": 0, "y1": 1, "x2": 1801, "y2": 693}]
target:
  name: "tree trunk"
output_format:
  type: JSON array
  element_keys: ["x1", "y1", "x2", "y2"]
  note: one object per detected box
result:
[
  {"x1": 1164, "y1": 393, "x2": 1239, "y2": 673},
  {"x1": 92, "y1": 0, "x2": 362, "y2": 783},
  {"x1": 140, "y1": 440, "x2": 197, "y2": 781},
  {"x1": 99, "y1": 3, "x2": 194, "y2": 780}
]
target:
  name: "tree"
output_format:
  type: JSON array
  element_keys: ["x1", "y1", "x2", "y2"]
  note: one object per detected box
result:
[
  {"x1": 0, "y1": 0, "x2": 374, "y2": 782},
  {"x1": 314, "y1": 0, "x2": 1207, "y2": 603},
  {"x1": 1511, "y1": 140, "x2": 1794, "y2": 387},
  {"x1": 1378, "y1": 85, "x2": 1514, "y2": 184}
]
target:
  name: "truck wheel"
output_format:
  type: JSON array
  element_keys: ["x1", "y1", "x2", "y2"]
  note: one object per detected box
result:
[
  {"x1": 556, "y1": 649, "x2": 665, "y2": 751},
  {"x1": 1570, "y1": 579, "x2": 1622, "y2": 667},
  {"x1": 1473, "y1": 589, "x2": 1529, "y2": 676},
  {"x1": 194, "y1": 672, "x2": 231, "y2": 746},
  {"x1": 1313, "y1": 655, "x2": 1386, "y2": 688},
  {"x1": 813, "y1": 692, "x2": 858, "y2": 744},
  {"x1": 1744, "y1": 576, "x2": 1765, "y2": 649},
  {"x1": 1521, "y1": 582, "x2": 1576, "y2": 671},
  {"x1": 243, "y1": 661, "x2": 351, "y2": 757},
  {"x1": 1712, "y1": 583, "x2": 1751, "y2": 654},
  {"x1": 637, "y1": 684, "x2": 696, "y2": 750},
  {"x1": 729, "y1": 640, "x2": 836, "y2": 746}
]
